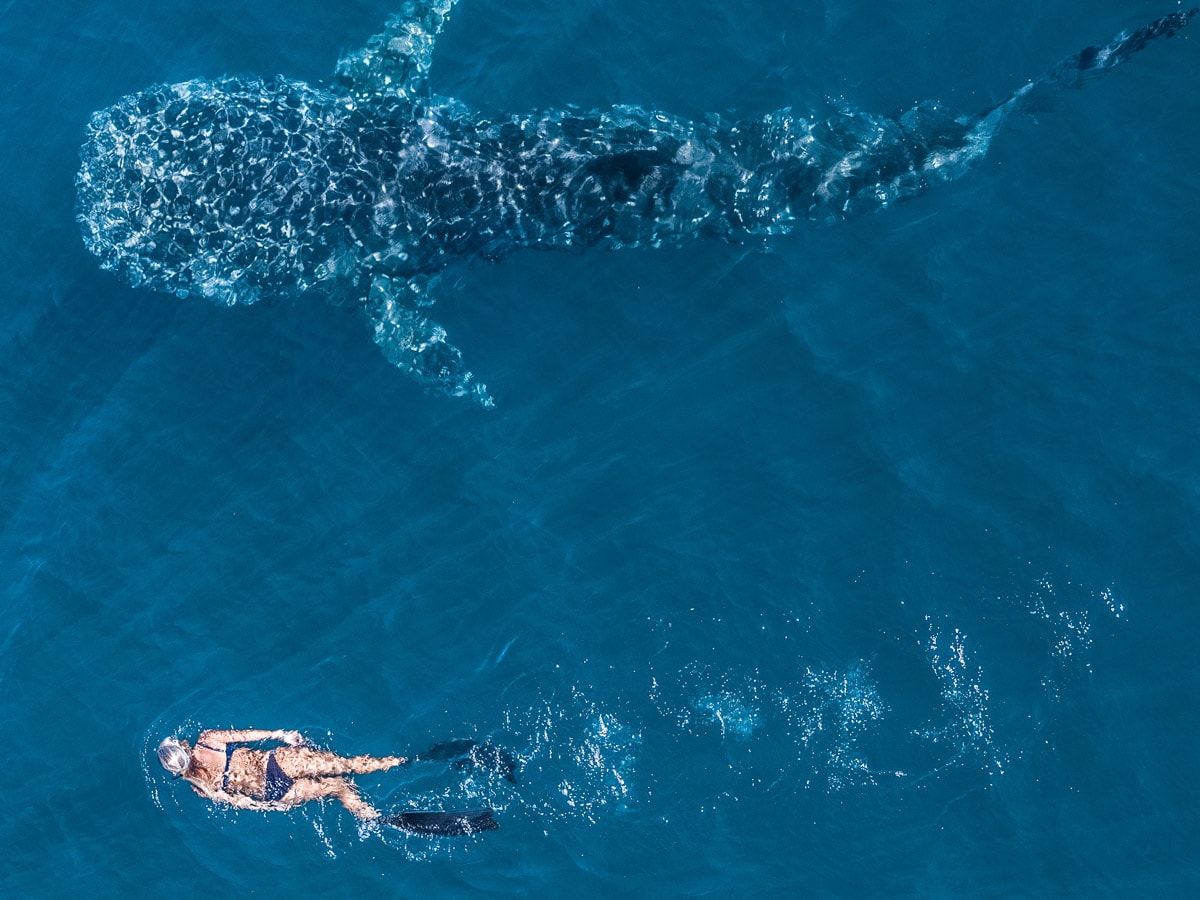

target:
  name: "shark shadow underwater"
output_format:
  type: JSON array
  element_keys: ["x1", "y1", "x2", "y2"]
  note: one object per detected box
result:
[{"x1": 76, "y1": 3, "x2": 1196, "y2": 406}]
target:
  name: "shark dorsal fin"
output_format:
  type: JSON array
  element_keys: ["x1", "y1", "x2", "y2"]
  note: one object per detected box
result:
[{"x1": 333, "y1": 0, "x2": 459, "y2": 103}]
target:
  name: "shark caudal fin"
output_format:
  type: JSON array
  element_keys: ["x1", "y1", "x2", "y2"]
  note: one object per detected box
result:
[
  {"x1": 964, "y1": 9, "x2": 1197, "y2": 158},
  {"x1": 1044, "y1": 7, "x2": 1197, "y2": 86},
  {"x1": 779, "y1": 10, "x2": 1195, "y2": 223}
]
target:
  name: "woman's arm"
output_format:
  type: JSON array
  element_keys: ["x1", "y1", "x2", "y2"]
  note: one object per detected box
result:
[{"x1": 198, "y1": 728, "x2": 305, "y2": 746}]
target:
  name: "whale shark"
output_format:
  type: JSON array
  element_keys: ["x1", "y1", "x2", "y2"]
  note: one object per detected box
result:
[{"x1": 76, "y1": 3, "x2": 1196, "y2": 406}]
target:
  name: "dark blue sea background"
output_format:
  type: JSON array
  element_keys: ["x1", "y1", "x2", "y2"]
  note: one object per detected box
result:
[{"x1": 2, "y1": 0, "x2": 1198, "y2": 894}]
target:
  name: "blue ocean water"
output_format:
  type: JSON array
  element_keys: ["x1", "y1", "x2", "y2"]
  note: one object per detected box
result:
[{"x1": 2, "y1": 0, "x2": 1198, "y2": 894}]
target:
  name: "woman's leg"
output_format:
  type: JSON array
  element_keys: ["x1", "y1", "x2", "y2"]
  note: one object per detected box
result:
[
  {"x1": 274, "y1": 746, "x2": 407, "y2": 779},
  {"x1": 282, "y1": 777, "x2": 382, "y2": 819}
]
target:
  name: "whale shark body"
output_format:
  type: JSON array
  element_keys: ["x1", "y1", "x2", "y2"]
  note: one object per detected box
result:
[{"x1": 76, "y1": 3, "x2": 1196, "y2": 406}]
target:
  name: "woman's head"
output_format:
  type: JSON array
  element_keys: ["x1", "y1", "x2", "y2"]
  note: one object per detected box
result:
[{"x1": 157, "y1": 737, "x2": 192, "y2": 776}]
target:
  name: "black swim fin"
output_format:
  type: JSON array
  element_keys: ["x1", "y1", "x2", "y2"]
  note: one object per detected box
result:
[
  {"x1": 417, "y1": 739, "x2": 519, "y2": 783},
  {"x1": 418, "y1": 739, "x2": 478, "y2": 761},
  {"x1": 381, "y1": 807, "x2": 499, "y2": 836}
]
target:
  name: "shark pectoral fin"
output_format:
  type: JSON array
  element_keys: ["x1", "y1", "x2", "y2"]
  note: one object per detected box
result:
[
  {"x1": 367, "y1": 276, "x2": 493, "y2": 408},
  {"x1": 332, "y1": 0, "x2": 460, "y2": 102}
]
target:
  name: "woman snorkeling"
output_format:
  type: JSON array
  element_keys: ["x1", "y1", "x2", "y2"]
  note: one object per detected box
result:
[{"x1": 157, "y1": 727, "x2": 498, "y2": 835}]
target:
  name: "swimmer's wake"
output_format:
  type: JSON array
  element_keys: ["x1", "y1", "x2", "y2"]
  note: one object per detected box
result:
[{"x1": 76, "y1": 3, "x2": 1196, "y2": 406}]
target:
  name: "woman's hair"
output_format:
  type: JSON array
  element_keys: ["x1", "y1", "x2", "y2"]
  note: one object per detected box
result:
[{"x1": 157, "y1": 737, "x2": 192, "y2": 776}]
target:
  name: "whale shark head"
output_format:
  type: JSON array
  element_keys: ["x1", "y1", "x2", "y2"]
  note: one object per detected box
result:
[
  {"x1": 76, "y1": 76, "x2": 374, "y2": 306},
  {"x1": 74, "y1": 2, "x2": 499, "y2": 406}
]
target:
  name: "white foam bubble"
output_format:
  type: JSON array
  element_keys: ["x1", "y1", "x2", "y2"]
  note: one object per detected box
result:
[
  {"x1": 653, "y1": 659, "x2": 891, "y2": 792},
  {"x1": 914, "y1": 618, "x2": 1005, "y2": 778},
  {"x1": 503, "y1": 686, "x2": 641, "y2": 826}
]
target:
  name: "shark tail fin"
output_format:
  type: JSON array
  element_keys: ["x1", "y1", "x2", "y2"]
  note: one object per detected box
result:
[
  {"x1": 801, "y1": 10, "x2": 1195, "y2": 222},
  {"x1": 882, "y1": 8, "x2": 1199, "y2": 201},
  {"x1": 1050, "y1": 8, "x2": 1197, "y2": 84},
  {"x1": 970, "y1": 9, "x2": 1197, "y2": 145}
]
